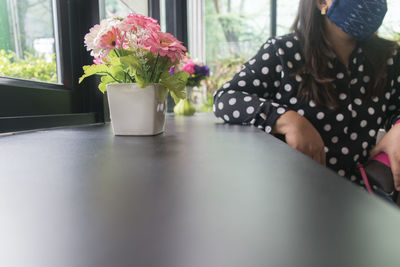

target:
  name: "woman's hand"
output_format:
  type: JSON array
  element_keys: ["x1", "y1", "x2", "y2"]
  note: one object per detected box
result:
[
  {"x1": 273, "y1": 111, "x2": 326, "y2": 165},
  {"x1": 370, "y1": 124, "x2": 400, "y2": 191}
]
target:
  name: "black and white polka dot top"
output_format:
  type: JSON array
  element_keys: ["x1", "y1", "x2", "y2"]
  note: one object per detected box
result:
[{"x1": 213, "y1": 34, "x2": 400, "y2": 183}]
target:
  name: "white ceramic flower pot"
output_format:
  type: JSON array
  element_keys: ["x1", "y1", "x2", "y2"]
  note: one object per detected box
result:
[{"x1": 106, "y1": 83, "x2": 167, "y2": 136}]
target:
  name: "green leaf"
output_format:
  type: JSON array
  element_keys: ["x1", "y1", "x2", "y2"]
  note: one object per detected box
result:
[
  {"x1": 119, "y1": 55, "x2": 141, "y2": 76},
  {"x1": 98, "y1": 75, "x2": 115, "y2": 93},
  {"x1": 160, "y1": 70, "x2": 189, "y2": 104},
  {"x1": 109, "y1": 65, "x2": 125, "y2": 82},
  {"x1": 157, "y1": 84, "x2": 169, "y2": 103},
  {"x1": 136, "y1": 78, "x2": 151, "y2": 88},
  {"x1": 120, "y1": 55, "x2": 151, "y2": 85},
  {"x1": 170, "y1": 90, "x2": 185, "y2": 105},
  {"x1": 79, "y1": 64, "x2": 110, "y2": 84},
  {"x1": 109, "y1": 52, "x2": 121, "y2": 66}
]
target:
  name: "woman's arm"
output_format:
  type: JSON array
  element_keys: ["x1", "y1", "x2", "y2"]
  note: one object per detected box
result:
[
  {"x1": 213, "y1": 37, "x2": 325, "y2": 164},
  {"x1": 370, "y1": 47, "x2": 400, "y2": 190},
  {"x1": 213, "y1": 38, "x2": 288, "y2": 134}
]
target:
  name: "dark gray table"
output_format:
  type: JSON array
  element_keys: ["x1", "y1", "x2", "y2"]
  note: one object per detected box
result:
[{"x1": 1, "y1": 113, "x2": 400, "y2": 267}]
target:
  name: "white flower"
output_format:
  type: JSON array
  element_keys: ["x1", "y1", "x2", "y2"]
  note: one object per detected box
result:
[{"x1": 84, "y1": 18, "x2": 124, "y2": 58}]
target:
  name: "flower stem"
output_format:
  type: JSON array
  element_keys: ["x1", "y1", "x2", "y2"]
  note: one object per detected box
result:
[
  {"x1": 156, "y1": 58, "x2": 167, "y2": 81},
  {"x1": 127, "y1": 73, "x2": 135, "y2": 82},
  {"x1": 97, "y1": 71, "x2": 123, "y2": 83},
  {"x1": 150, "y1": 53, "x2": 160, "y2": 83}
]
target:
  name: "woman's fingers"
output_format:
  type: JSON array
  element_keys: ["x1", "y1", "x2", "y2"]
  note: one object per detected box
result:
[
  {"x1": 369, "y1": 143, "x2": 383, "y2": 159},
  {"x1": 321, "y1": 149, "x2": 326, "y2": 166},
  {"x1": 312, "y1": 153, "x2": 321, "y2": 164},
  {"x1": 311, "y1": 148, "x2": 326, "y2": 166},
  {"x1": 388, "y1": 153, "x2": 400, "y2": 191}
]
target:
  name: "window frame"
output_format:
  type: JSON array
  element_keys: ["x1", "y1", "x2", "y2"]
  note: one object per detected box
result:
[
  {"x1": 148, "y1": 0, "x2": 161, "y2": 22},
  {"x1": 0, "y1": 0, "x2": 191, "y2": 132},
  {"x1": 0, "y1": 0, "x2": 104, "y2": 133}
]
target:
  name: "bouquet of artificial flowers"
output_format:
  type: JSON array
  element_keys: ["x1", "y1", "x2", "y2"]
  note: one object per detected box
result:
[
  {"x1": 79, "y1": 13, "x2": 189, "y2": 103},
  {"x1": 179, "y1": 56, "x2": 210, "y2": 87}
]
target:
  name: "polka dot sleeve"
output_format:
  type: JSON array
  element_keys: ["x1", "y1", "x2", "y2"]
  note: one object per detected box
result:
[
  {"x1": 384, "y1": 47, "x2": 400, "y2": 128},
  {"x1": 213, "y1": 38, "x2": 288, "y2": 133}
]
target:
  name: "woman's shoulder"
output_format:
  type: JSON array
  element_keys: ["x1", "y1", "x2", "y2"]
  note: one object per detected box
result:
[
  {"x1": 263, "y1": 33, "x2": 300, "y2": 48},
  {"x1": 259, "y1": 33, "x2": 302, "y2": 63},
  {"x1": 387, "y1": 43, "x2": 400, "y2": 74},
  {"x1": 260, "y1": 33, "x2": 302, "y2": 57},
  {"x1": 391, "y1": 44, "x2": 400, "y2": 61}
]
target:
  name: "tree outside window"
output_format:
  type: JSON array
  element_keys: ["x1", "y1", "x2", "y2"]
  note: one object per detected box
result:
[{"x1": 204, "y1": 0, "x2": 271, "y2": 101}]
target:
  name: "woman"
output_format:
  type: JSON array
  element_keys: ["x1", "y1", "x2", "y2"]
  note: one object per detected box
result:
[{"x1": 213, "y1": 0, "x2": 400, "y2": 198}]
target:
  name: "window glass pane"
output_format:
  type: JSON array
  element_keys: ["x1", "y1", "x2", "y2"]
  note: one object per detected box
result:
[
  {"x1": 277, "y1": 0, "x2": 299, "y2": 36},
  {"x1": 380, "y1": 0, "x2": 400, "y2": 40},
  {"x1": 204, "y1": 0, "x2": 271, "y2": 100},
  {"x1": 99, "y1": 0, "x2": 132, "y2": 19},
  {"x1": 160, "y1": 0, "x2": 166, "y2": 32},
  {"x1": 0, "y1": 0, "x2": 59, "y2": 83},
  {"x1": 205, "y1": 0, "x2": 271, "y2": 64}
]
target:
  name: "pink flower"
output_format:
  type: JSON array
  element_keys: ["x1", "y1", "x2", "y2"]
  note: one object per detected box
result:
[
  {"x1": 93, "y1": 57, "x2": 105, "y2": 65},
  {"x1": 123, "y1": 13, "x2": 161, "y2": 32},
  {"x1": 180, "y1": 59, "x2": 196, "y2": 74},
  {"x1": 98, "y1": 27, "x2": 125, "y2": 56},
  {"x1": 144, "y1": 32, "x2": 187, "y2": 63}
]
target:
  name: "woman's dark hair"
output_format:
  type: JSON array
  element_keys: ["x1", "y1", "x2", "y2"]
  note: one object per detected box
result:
[{"x1": 291, "y1": 0, "x2": 398, "y2": 109}]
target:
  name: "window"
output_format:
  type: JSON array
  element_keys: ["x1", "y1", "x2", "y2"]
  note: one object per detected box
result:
[
  {"x1": 277, "y1": 0, "x2": 299, "y2": 36},
  {"x1": 0, "y1": 0, "x2": 60, "y2": 83},
  {"x1": 99, "y1": 0, "x2": 132, "y2": 19},
  {"x1": 205, "y1": 0, "x2": 271, "y2": 66},
  {"x1": 160, "y1": 0, "x2": 167, "y2": 32},
  {"x1": 0, "y1": 1, "x2": 105, "y2": 133},
  {"x1": 380, "y1": 0, "x2": 400, "y2": 40},
  {"x1": 0, "y1": 0, "x2": 173, "y2": 133},
  {"x1": 197, "y1": 0, "x2": 272, "y2": 112}
]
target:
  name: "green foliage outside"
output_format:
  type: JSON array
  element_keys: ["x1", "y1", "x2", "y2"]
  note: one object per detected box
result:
[
  {"x1": 199, "y1": 93, "x2": 214, "y2": 112},
  {"x1": 205, "y1": 0, "x2": 270, "y2": 65},
  {"x1": 0, "y1": 49, "x2": 57, "y2": 83},
  {"x1": 200, "y1": 0, "x2": 269, "y2": 112},
  {"x1": 205, "y1": 54, "x2": 246, "y2": 92},
  {"x1": 198, "y1": 54, "x2": 245, "y2": 112}
]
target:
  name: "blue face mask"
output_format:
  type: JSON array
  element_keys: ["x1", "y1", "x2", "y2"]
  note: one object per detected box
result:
[{"x1": 326, "y1": 0, "x2": 388, "y2": 41}]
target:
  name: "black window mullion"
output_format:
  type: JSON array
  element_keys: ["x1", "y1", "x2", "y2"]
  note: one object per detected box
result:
[
  {"x1": 165, "y1": 0, "x2": 188, "y2": 47},
  {"x1": 163, "y1": 0, "x2": 188, "y2": 111},
  {"x1": 270, "y1": 0, "x2": 277, "y2": 37},
  {"x1": 148, "y1": 0, "x2": 161, "y2": 22},
  {"x1": 66, "y1": 0, "x2": 104, "y2": 118}
]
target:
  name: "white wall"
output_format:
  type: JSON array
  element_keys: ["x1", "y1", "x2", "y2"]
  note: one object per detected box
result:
[{"x1": 121, "y1": 0, "x2": 148, "y2": 15}]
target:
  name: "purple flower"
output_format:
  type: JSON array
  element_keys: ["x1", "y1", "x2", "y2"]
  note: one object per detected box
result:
[
  {"x1": 169, "y1": 65, "x2": 175, "y2": 75},
  {"x1": 194, "y1": 65, "x2": 210, "y2": 77}
]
